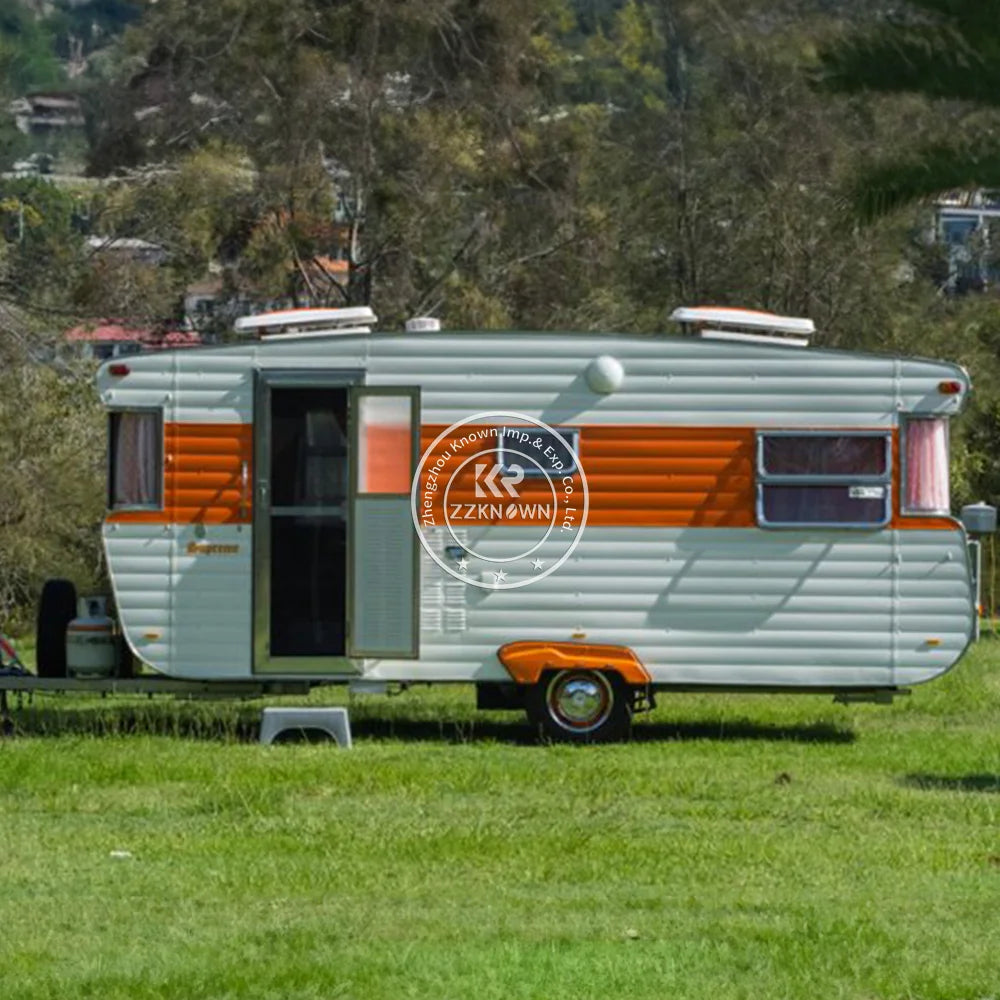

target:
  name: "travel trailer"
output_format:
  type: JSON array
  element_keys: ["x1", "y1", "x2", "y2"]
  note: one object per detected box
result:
[{"x1": 29, "y1": 305, "x2": 981, "y2": 740}]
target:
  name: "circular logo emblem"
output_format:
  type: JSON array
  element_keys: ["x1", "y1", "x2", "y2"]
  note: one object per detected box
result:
[{"x1": 410, "y1": 411, "x2": 589, "y2": 589}]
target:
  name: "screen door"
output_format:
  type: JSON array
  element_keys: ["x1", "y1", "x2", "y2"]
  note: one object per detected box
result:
[{"x1": 347, "y1": 387, "x2": 420, "y2": 658}]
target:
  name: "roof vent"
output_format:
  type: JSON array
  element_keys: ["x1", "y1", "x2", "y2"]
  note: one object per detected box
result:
[
  {"x1": 234, "y1": 307, "x2": 376, "y2": 339},
  {"x1": 405, "y1": 316, "x2": 441, "y2": 333},
  {"x1": 670, "y1": 306, "x2": 815, "y2": 348}
]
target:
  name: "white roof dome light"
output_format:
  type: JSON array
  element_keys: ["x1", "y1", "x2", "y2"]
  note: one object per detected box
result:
[{"x1": 405, "y1": 316, "x2": 441, "y2": 332}]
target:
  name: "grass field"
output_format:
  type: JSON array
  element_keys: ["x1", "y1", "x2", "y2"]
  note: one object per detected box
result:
[{"x1": 2, "y1": 639, "x2": 1000, "y2": 1000}]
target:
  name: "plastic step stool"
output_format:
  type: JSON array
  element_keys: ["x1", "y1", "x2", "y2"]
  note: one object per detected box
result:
[{"x1": 259, "y1": 707, "x2": 352, "y2": 748}]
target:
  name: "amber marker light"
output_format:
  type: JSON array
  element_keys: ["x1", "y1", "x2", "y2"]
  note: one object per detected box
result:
[
  {"x1": 109, "y1": 364, "x2": 130, "y2": 376},
  {"x1": 925, "y1": 638, "x2": 942, "y2": 647},
  {"x1": 938, "y1": 380, "x2": 962, "y2": 394}
]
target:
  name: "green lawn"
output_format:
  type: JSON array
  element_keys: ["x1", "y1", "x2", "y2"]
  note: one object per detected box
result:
[{"x1": 2, "y1": 641, "x2": 1000, "y2": 1000}]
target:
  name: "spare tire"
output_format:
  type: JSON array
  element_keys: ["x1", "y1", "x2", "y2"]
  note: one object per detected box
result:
[{"x1": 36, "y1": 578, "x2": 77, "y2": 678}]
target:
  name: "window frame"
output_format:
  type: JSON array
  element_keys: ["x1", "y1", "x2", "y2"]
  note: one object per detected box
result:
[
  {"x1": 756, "y1": 429, "x2": 893, "y2": 530},
  {"x1": 107, "y1": 407, "x2": 165, "y2": 512},
  {"x1": 498, "y1": 426, "x2": 580, "y2": 479},
  {"x1": 900, "y1": 417, "x2": 951, "y2": 517}
]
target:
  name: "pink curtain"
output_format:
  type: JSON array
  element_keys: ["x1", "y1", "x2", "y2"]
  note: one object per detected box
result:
[
  {"x1": 904, "y1": 419, "x2": 949, "y2": 513},
  {"x1": 113, "y1": 412, "x2": 160, "y2": 506}
]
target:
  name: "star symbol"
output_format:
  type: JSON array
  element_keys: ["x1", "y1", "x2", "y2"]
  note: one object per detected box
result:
[
  {"x1": 531, "y1": 558, "x2": 544, "y2": 572},
  {"x1": 492, "y1": 569, "x2": 508, "y2": 584},
  {"x1": 457, "y1": 557, "x2": 469, "y2": 573}
]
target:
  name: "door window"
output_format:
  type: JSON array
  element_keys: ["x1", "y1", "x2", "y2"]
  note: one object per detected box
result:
[{"x1": 357, "y1": 394, "x2": 414, "y2": 494}]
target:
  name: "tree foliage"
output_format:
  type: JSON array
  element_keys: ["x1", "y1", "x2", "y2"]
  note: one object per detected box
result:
[
  {"x1": 0, "y1": 1, "x2": 64, "y2": 94},
  {"x1": 5, "y1": 0, "x2": 1000, "y2": 620},
  {"x1": 815, "y1": 0, "x2": 1000, "y2": 220},
  {"x1": 0, "y1": 359, "x2": 105, "y2": 631}
]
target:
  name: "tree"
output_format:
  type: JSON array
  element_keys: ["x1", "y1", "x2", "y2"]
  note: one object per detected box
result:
[
  {"x1": 0, "y1": 1, "x2": 63, "y2": 94},
  {"x1": 815, "y1": 0, "x2": 1000, "y2": 220},
  {"x1": 0, "y1": 176, "x2": 88, "y2": 315},
  {"x1": 45, "y1": 0, "x2": 140, "y2": 62},
  {"x1": 84, "y1": 0, "x2": 614, "y2": 327},
  {"x1": 536, "y1": 0, "x2": 914, "y2": 345},
  {"x1": 0, "y1": 361, "x2": 105, "y2": 631}
]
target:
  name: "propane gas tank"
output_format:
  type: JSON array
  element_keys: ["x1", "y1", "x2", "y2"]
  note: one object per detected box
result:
[{"x1": 66, "y1": 596, "x2": 118, "y2": 678}]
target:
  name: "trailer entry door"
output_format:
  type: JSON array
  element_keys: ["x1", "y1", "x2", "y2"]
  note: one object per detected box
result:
[
  {"x1": 254, "y1": 372, "x2": 360, "y2": 674},
  {"x1": 347, "y1": 387, "x2": 420, "y2": 659}
]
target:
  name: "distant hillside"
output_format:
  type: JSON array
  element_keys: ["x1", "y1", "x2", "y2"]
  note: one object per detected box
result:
[
  {"x1": 1, "y1": 0, "x2": 138, "y2": 97},
  {"x1": 46, "y1": 0, "x2": 139, "y2": 62},
  {"x1": 0, "y1": 2, "x2": 63, "y2": 93}
]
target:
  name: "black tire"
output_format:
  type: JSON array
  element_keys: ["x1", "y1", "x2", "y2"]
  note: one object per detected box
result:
[
  {"x1": 525, "y1": 669, "x2": 632, "y2": 743},
  {"x1": 35, "y1": 578, "x2": 77, "y2": 678}
]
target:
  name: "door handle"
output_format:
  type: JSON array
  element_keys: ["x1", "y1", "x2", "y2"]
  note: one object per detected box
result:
[{"x1": 239, "y1": 461, "x2": 249, "y2": 518}]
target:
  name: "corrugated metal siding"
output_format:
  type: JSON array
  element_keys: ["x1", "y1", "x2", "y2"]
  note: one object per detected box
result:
[
  {"x1": 103, "y1": 523, "x2": 174, "y2": 672},
  {"x1": 168, "y1": 423, "x2": 250, "y2": 523},
  {"x1": 420, "y1": 425, "x2": 755, "y2": 528},
  {"x1": 104, "y1": 523, "x2": 251, "y2": 677},
  {"x1": 366, "y1": 334, "x2": 967, "y2": 426},
  {"x1": 366, "y1": 526, "x2": 972, "y2": 686},
  {"x1": 97, "y1": 332, "x2": 967, "y2": 428},
  {"x1": 170, "y1": 524, "x2": 251, "y2": 677},
  {"x1": 895, "y1": 530, "x2": 974, "y2": 684},
  {"x1": 97, "y1": 330, "x2": 971, "y2": 684}
]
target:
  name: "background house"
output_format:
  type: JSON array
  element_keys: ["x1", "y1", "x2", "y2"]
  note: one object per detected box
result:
[
  {"x1": 64, "y1": 321, "x2": 200, "y2": 359},
  {"x1": 934, "y1": 191, "x2": 1000, "y2": 293}
]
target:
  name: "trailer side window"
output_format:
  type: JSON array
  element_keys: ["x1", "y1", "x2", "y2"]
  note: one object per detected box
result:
[
  {"x1": 757, "y1": 432, "x2": 891, "y2": 528},
  {"x1": 903, "y1": 418, "x2": 950, "y2": 514},
  {"x1": 109, "y1": 410, "x2": 163, "y2": 509},
  {"x1": 499, "y1": 427, "x2": 579, "y2": 477}
]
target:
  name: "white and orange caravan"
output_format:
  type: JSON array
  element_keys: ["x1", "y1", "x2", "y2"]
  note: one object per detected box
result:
[{"x1": 84, "y1": 305, "x2": 978, "y2": 739}]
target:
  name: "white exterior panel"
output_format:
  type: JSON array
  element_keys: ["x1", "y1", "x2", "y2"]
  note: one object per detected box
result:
[
  {"x1": 98, "y1": 329, "x2": 973, "y2": 688},
  {"x1": 98, "y1": 332, "x2": 968, "y2": 430},
  {"x1": 104, "y1": 522, "x2": 251, "y2": 678},
  {"x1": 361, "y1": 526, "x2": 971, "y2": 687}
]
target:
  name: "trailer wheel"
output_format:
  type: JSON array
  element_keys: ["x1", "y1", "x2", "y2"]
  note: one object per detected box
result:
[
  {"x1": 526, "y1": 669, "x2": 631, "y2": 743},
  {"x1": 35, "y1": 578, "x2": 77, "y2": 678}
]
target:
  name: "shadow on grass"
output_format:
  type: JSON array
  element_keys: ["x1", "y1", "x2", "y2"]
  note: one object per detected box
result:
[
  {"x1": 3, "y1": 704, "x2": 263, "y2": 742},
  {"x1": 633, "y1": 718, "x2": 855, "y2": 745},
  {"x1": 901, "y1": 773, "x2": 1000, "y2": 794},
  {"x1": 2, "y1": 702, "x2": 855, "y2": 746}
]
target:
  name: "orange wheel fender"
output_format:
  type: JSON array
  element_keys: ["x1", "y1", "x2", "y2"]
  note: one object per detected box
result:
[{"x1": 496, "y1": 640, "x2": 651, "y2": 687}]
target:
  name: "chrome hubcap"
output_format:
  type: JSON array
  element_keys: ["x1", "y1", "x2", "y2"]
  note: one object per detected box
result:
[{"x1": 547, "y1": 672, "x2": 613, "y2": 732}]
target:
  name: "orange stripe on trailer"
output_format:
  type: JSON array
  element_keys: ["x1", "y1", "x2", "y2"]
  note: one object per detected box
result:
[
  {"x1": 497, "y1": 641, "x2": 651, "y2": 686},
  {"x1": 105, "y1": 420, "x2": 959, "y2": 530},
  {"x1": 421, "y1": 424, "x2": 757, "y2": 529}
]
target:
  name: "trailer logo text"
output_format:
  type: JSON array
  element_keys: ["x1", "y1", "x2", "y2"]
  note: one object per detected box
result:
[{"x1": 410, "y1": 411, "x2": 589, "y2": 590}]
